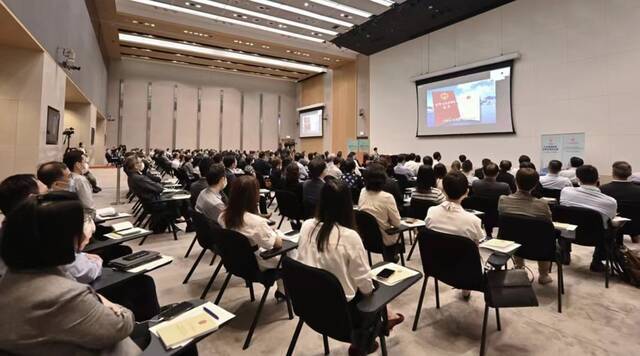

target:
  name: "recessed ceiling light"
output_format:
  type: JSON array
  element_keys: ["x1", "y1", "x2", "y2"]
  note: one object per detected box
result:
[
  {"x1": 369, "y1": 0, "x2": 394, "y2": 6},
  {"x1": 250, "y1": 0, "x2": 354, "y2": 27},
  {"x1": 310, "y1": 0, "x2": 371, "y2": 18},
  {"x1": 185, "y1": 2, "x2": 202, "y2": 8},
  {"x1": 130, "y1": 0, "x2": 326, "y2": 43},
  {"x1": 119, "y1": 32, "x2": 327, "y2": 73},
  {"x1": 190, "y1": 0, "x2": 337, "y2": 35}
]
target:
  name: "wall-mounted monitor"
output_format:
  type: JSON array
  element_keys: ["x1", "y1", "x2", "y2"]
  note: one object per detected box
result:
[
  {"x1": 299, "y1": 106, "x2": 324, "y2": 138},
  {"x1": 45, "y1": 106, "x2": 60, "y2": 145},
  {"x1": 415, "y1": 60, "x2": 515, "y2": 137}
]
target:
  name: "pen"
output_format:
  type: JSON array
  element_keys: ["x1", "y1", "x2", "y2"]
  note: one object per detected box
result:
[{"x1": 203, "y1": 306, "x2": 219, "y2": 320}]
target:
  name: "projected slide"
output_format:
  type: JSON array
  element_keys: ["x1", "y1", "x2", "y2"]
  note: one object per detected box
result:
[
  {"x1": 416, "y1": 61, "x2": 514, "y2": 137},
  {"x1": 299, "y1": 107, "x2": 324, "y2": 138}
]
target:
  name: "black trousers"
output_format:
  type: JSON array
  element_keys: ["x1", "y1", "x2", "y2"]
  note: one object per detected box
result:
[
  {"x1": 348, "y1": 293, "x2": 383, "y2": 352},
  {"x1": 101, "y1": 274, "x2": 161, "y2": 322}
]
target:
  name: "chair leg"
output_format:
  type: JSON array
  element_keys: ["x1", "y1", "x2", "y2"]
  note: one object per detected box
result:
[
  {"x1": 184, "y1": 235, "x2": 198, "y2": 258},
  {"x1": 367, "y1": 252, "x2": 372, "y2": 267},
  {"x1": 322, "y1": 334, "x2": 330, "y2": 355},
  {"x1": 379, "y1": 332, "x2": 388, "y2": 356},
  {"x1": 213, "y1": 270, "x2": 231, "y2": 303},
  {"x1": 495, "y1": 308, "x2": 501, "y2": 331},
  {"x1": 209, "y1": 253, "x2": 216, "y2": 266},
  {"x1": 399, "y1": 245, "x2": 406, "y2": 266},
  {"x1": 480, "y1": 303, "x2": 489, "y2": 356},
  {"x1": 412, "y1": 277, "x2": 428, "y2": 331},
  {"x1": 171, "y1": 223, "x2": 179, "y2": 240},
  {"x1": 249, "y1": 283, "x2": 255, "y2": 302},
  {"x1": 285, "y1": 288, "x2": 294, "y2": 320},
  {"x1": 605, "y1": 256, "x2": 610, "y2": 289},
  {"x1": 559, "y1": 262, "x2": 565, "y2": 295},
  {"x1": 407, "y1": 237, "x2": 418, "y2": 261},
  {"x1": 243, "y1": 285, "x2": 272, "y2": 349},
  {"x1": 557, "y1": 262, "x2": 563, "y2": 313},
  {"x1": 138, "y1": 235, "x2": 149, "y2": 246},
  {"x1": 200, "y1": 260, "x2": 224, "y2": 300},
  {"x1": 435, "y1": 279, "x2": 440, "y2": 309},
  {"x1": 277, "y1": 215, "x2": 285, "y2": 229},
  {"x1": 183, "y1": 248, "x2": 206, "y2": 284},
  {"x1": 286, "y1": 319, "x2": 304, "y2": 356}
]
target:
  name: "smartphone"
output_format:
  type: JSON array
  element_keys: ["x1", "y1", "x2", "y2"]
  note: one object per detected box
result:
[{"x1": 376, "y1": 268, "x2": 395, "y2": 279}]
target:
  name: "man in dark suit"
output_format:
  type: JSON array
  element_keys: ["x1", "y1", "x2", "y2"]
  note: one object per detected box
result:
[
  {"x1": 474, "y1": 158, "x2": 492, "y2": 180},
  {"x1": 601, "y1": 161, "x2": 640, "y2": 243},
  {"x1": 126, "y1": 157, "x2": 164, "y2": 202},
  {"x1": 222, "y1": 154, "x2": 237, "y2": 195},
  {"x1": 190, "y1": 156, "x2": 213, "y2": 208},
  {"x1": 497, "y1": 160, "x2": 516, "y2": 193},
  {"x1": 472, "y1": 162, "x2": 512, "y2": 199},
  {"x1": 252, "y1": 151, "x2": 271, "y2": 177}
]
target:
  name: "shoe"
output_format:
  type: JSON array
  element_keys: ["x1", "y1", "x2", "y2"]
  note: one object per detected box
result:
[
  {"x1": 460, "y1": 290, "x2": 471, "y2": 301},
  {"x1": 387, "y1": 313, "x2": 404, "y2": 332},
  {"x1": 348, "y1": 341, "x2": 379, "y2": 356},
  {"x1": 561, "y1": 253, "x2": 571, "y2": 266},
  {"x1": 92, "y1": 187, "x2": 102, "y2": 193},
  {"x1": 274, "y1": 291, "x2": 288, "y2": 303},
  {"x1": 590, "y1": 261, "x2": 606, "y2": 273},
  {"x1": 631, "y1": 235, "x2": 639, "y2": 243},
  {"x1": 538, "y1": 274, "x2": 553, "y2": 285},
  {"x1": 185, "y1": 224, "x2": 196, "y2": 233}
]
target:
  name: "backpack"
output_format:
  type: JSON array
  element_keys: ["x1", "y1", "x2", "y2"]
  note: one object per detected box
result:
[{"x1": 612, "y1": 246, "x2": 640, "y2": 287}]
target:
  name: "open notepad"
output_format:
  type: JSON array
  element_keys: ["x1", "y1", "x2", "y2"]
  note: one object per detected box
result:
[
  {"x1": 480, "y1": 239, "x2": 521, "y2": 254},
  {"x1": 103, "y1": 222, "x2": 145, "y2": 239},
  {"x1": 150, "y1": 302, "x2": 235, "y2": 350},
  {"x1": 126, "y1": 255, "x2": 173, "y2": 273},
  {"x1": 371, "y1": 263, "x2": 420, "y2": 286}
]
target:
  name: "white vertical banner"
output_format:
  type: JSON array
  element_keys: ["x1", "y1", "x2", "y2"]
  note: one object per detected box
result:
[{"x1": 540, "y1": 133, "x2": 585, "y2": 174}]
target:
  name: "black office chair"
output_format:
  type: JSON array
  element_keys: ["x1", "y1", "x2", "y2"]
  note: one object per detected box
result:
[
  {"x1": 498, "y1": 214, "x2": 564, "y2": 312},
  {"x1": 214, "y1": 229, "x2": 293, "y2": 349},
  {"x1": 462, "y1": 196, "x2": 499, "y2": 237},
  {"x1": 405, "y1": 198, "x2": 438, "y2": 261},
  {"x1": 275, "y1": 190, "x2": 304, "y2": 229},
  {"x1": 541, "y1": 188, "x2": 562, "y2": 202},
  {"x1": 552, "y1": 205, "x2": 616, "y2": 288},
  {"x1": 394, "y1": 174, "x2": 410, "y2": 194},
  {"x1": 282, "y1": 257, "x2": 386, "y2": 356},
  {"x1": 183, "y1": 212, "x2": 224, "y2": 299},
  {"x1": 354, "y1": 210, "x2": 404, "y2": 266},
  {"x1": 412, "y1": 229, "x2": 538, "y2": 356}
]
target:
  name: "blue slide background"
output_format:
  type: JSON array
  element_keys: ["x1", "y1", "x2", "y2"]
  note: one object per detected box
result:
[{"x1": 426, "y1": 79, "x2": 497, "y2": 128}]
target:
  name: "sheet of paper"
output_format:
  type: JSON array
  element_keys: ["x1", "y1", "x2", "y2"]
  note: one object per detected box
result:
[
  {"x1": 479, "y1": 239, "x2": 521, "y2": 254},
  {"x1": 150, "y1": 302, "x2": 235, "y2": 349},
  {"x1": 112, "y1": 221, "x2": 134, "y2": 232},
  {"x1": 96, "y1": 207, "x2": 116, "y2": 217},
  {"x1": 371, "y1": 263, "x2": 420, "y2": 286}
]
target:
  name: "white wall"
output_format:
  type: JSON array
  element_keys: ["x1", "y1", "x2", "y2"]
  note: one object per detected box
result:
[
  {"x1": 370, "y1": 0, "x2": 640, "y2": 172},
  {"x1": 107, "y1": 59, "x2": 298, "y2": 151}
]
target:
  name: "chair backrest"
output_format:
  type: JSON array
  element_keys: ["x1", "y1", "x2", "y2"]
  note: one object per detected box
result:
[
  {"x1": 354, "y1": 210, "x2": 386, "y2": 254},
  {"x1": 552, "y1": 205, "x2": 606, "y2": 247},
  {"x1": 275, "y1": 190, "x2": 304, "y2": 220},
  {"x1": 216, "y1": 228, "x2": 261, "y2": 282},
  {"x1": 462, "y1": 196, "x2": 499, "y2": 229},
  {"x1": 394, "y1": 174, "x2": 410, "y2": 192},
  {"x1": 282, "y1": 257, "x2": 353, "y2": 343},
  {"x1": 541, "y1": 188, "x2": 562, "y2": 202},
  {"x1": 417, "y1": 229, "x2": 485, "y2": 292},
  {"x1": 191, "y1": 211, "x2": 221, "y2": 250},
  {"x1": 618, "y1": 202, "x2": 640, "y2": 236},
  {"x1": 409, "y1": 198, "x2": 438, "y2": 220},
  {"x1": 498, "y1": 214, "x2": 557, "y2": 261}
]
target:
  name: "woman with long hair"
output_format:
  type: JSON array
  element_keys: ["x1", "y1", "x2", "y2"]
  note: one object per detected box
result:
[
  {"x1": 218, "y1": 175, "x2": 287, "y2": 299},
  {"x1": 411, "y1": 165, "x2": 445, "y2": 204},
  {"x1": 296, "y1": 179, "x2": 404, "y2": 356}
]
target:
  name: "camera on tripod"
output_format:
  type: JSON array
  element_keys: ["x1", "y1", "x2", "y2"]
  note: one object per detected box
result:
[{"x1": 63, "y1": 127, "x2": 75, "y2": 150}]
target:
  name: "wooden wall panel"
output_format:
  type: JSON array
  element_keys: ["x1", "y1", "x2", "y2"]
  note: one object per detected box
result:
[
  {"x1": 332, "y1": 62, "x2": 357, "y2": 153},
  {"x1": 299, "y1": 74, "x2": 325, "y2": 153},
  {"x1": 200, "y1": 87, "x2": 221, "y2": 150},
  {"x1": 262, "y1": 93, "x2": 279, "y2": 151},
  {"x1": 221, "y1": 88, "x2": 241, "y2": 150},
  {"x1": 149, "y1": 82, "x2": 173, "y2": 150},
  {"x1": 243, "y1": 92, "x2": 260, "y2": 151},
  {"x1": 121, "y1": 79, "x2": 146, "y2": 149}
]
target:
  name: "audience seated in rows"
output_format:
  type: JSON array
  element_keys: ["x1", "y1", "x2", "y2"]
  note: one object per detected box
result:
[{"x1": 540, "y1": 160, "x2": 573, "y2": 190}]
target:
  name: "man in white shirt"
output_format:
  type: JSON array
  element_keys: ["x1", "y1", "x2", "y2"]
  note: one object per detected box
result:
[
  {"x1": 325, "y1": 155, "x2": 343, "y2": 179},
  {"x1": 540, "y1": 160, "x2": 573, "y2": 190},
  {"x1": 405, "y1": 153, "x2": 420, "y2": 175},
  {"x1": 426, "y1": 171, "x2": 485, "y2": 243},
  {"x1": 560, "y1": 165, "x2": 617, "y2": 272},
  {"x1": 426, "y1": 171, "x2": 484, "y2": 299},
  {"x1": 195, "y1": 163, "x2": 227, "y2": 222},
  {"x1": 393, "y1": 154, "x2": 415, "y2": 179},
  {"x1": 63, "y1": 149, "x2": 96, "y2": 217},
  {"x1": 559, "y1": 157, "x2": 583, "y2": 185}
]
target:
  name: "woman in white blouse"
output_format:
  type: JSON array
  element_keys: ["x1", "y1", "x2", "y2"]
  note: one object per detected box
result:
[
  {"x1": 297, "y1": 179, "x2": 403, "y2": 356},
  {"x1": 218, "y1": 175, "x2": 288, "y2": 300}
]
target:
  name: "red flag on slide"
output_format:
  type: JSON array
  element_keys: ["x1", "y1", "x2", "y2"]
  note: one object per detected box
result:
[{"x1": 432, "y1": 91, "x2": 460, "y2": 126}]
